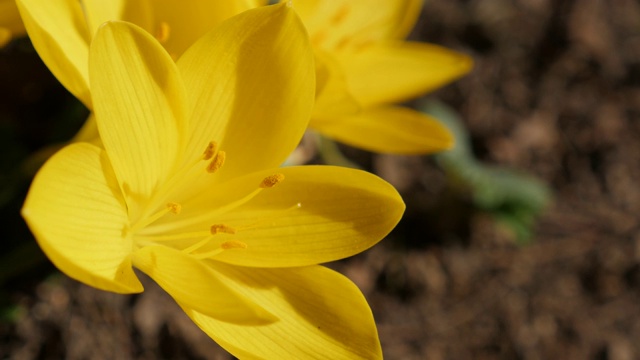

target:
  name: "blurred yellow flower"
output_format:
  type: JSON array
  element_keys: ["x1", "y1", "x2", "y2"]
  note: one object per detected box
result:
[
  {"x1": 0, "y1": 0, "x2": 26, "y2": 47},
  {"x1": 295, "y1": 0, "x2": 473, "y2": 154},
  {"x1": 16, "y1": 0, "x2": 262, "y2": 142},
  {"x1": 18, "y1": 0, "x2": 471, "y2": 155},
  {"x1": 22, "y1": 5, "x2": 403, "y2": 359}
]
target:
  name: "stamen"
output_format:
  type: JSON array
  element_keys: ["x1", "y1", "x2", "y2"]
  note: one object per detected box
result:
[
  {"x1": 138, "y1": 230, "x2": 211, "y2": 242},
  {"x1": 181, "y1": 235, "x2": 213, "y2": 254},
  {"x1": 156, "y1": 22, "x2": 171, "y2": 43},
  {"x1": 206, "y1": 151, "x2": 226, "y2": 173},
  {"x1": 202, "y1": 141, "x2": 218, "y2": 161},
  {"x1": 221, "y1": 240, "x2": 248, "y2": 250},
  {"x1": 210, "y1": 224, "x2": 237, "y2": 234},
  {"x1": 129, "y1": 202, "x2": 182, "y2": 234},
  {"x1": 138, "y1": 140, "x2": 221, "y2": 217},
  {"x1": 260, "y1": 173, "x2": 285, "y2": 188},
  {"x1": 167, "y1": 202, "x2": 181, "y2": 214},
  {"x1": 191, "y1": 240, "x2": 248, "y2": 259},
  {"x1": 180, "y1": 225, "x2": 238, "y2": 255},
  {"x1": 144, "y1": 174, "x2": 289, "y2": 232}
]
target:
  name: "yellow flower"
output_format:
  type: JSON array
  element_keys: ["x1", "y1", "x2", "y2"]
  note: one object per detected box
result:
[
  {"x1": 16, "y1": 0, "x2": 262, "y2": 142},
  {"x1": 22, "y1": 5, "x2": 404, "y2": 359},
  {"x1": 295, "y1": 0, "x2": 473, "y2": 154},
  {"x1": 19, "y1": 0, "x2": 470, "y2": 156},
  {"x1": 0, "y1": 0, "x2": 26, "y2": 47}
]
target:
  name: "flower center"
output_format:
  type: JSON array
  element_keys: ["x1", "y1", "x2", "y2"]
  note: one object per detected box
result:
[{"x1": 130, "y1": 142, "x2": 300, "y2": 260}]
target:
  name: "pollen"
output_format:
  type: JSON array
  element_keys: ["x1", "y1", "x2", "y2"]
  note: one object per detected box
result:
[
  {"x1": 166, "y1": 202, "x2": 182, "y2": 214},
  {"x1": 220, "y1": 240, "x2": 248, "y2": 250},
  {"x1": 202, "y1": 141, "x2": 218, "y2": 161},
  {"x1": 155, "y1": 22, "x2": 171, "y2": 43},
  {"x1": 206, "y1": 151, "x2": 226, "y2": 173},
  {"x1": 210, "y1": 224, "x2": 237, "y2": 234},
  {"x1": 259, "y1": 173, "x2": 285, "y2": 188}
]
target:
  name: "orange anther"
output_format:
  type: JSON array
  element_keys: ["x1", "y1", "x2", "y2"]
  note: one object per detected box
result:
[
  {"x1": 166, "y1": 202, "x2": 182, "y2": 215},
  {"x1": 206, "y1": 151, "x2": 226, "y2": 173},
  {"x1": 210, "y1": 224, "x2": 237, "y2": 235},
  {"x1": 202, "y1": 141, "x2": 218, "y2": 161},
  {"x1": 156, "y1": 22, "x2": 171, "y2": 43},
  {"x1": 259, "y1": 173, "x2": 285, "y2": 188},
  {"x1": 220, "y1": 240, "x2": 247, "y2": 250}
]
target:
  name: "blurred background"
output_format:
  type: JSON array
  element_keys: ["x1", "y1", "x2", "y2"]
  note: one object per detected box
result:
[{"x1": 2, "y1": 0, "x2": 640, "y2": 359}]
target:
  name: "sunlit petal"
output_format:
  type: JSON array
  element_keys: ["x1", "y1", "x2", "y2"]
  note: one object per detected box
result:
[
  {"x1": 292, "y1": 0, "x2": 422, "y2": 50},
  {"x1": 151, "y1": 0, "x2": 259, "y2": 57},
  {"x1": 21, "y1": 143, "x2": 141, "y2": 293},
  {"x1": 132, "y1": 246, "x2": 275, "y2": 324},
  {"x1": 338, "y1": 41, "x2": 473, "y2": 107},
  {"x1": 83, "y1": 0, "x2": 126, "y2": 35},
  {"x1": 145, "y1": 166, "x2": 404, "y2": 268},
  {"x1": 312, "y1": 105, "x2": 454, "y2": 155},
  {"x1": 177, "y1": 3, "x2": 314, "y2": 182},
  {"x1": 184, "y1": 264, "x2": 382, "y2": 359},
  {"x1": 89, "y1": 21, "x2": 188, "y2": 213},
  {"x1": 16, "y1": 0, "x2": 92, "y2": 107}
]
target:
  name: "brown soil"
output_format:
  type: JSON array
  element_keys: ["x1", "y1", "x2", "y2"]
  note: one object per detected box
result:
[{"x1": 2, "y1": 0, "x2": 640, "y2": 359}]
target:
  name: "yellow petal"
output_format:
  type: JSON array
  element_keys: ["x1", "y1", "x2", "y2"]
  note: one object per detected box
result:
[
  {"x1": 16, "y1": 0, "x2": 92, "y2": 107},
  {"x1": 176, "y1": 3, "x2": 314, "y2": 182},
  {"x1": 0, "y1": 0, "x2": 25, "y2": 34},
  {"x1": 337, "y1": 41, "x2": 473, "y2": 107},
  {"x1": 313, "y1": 50, "x2": 360, "y2": 118},
  {"x1": 292, "y1": 0, "x2": 423, "y2": 50},
  {"x1": 184, "y1": 264, "x2": 382, "y2": 359},
  {"x1": 70, "y1": 113, "x2": 101, "y2": 145},
  {"x1": 145, "y1": 166, "x2": 405, "y2": 268},
  {"x1": 132, "y1": 246, "x2": 274, "y2": 324},
  {"x1": 81, "y1": 0, "x2": 152, "y2": 38},
  {"x1": 82, "y1": 0, "x2": 126, "y2": 34},
  {"x1": 150, "y1": 0, "x2": 259, "y2": 57},
  {"x1": 82, "y1": 0, "x2": 261, "y2": 60},
  {"x1": 89, "y1": 21, "x2": 188, "y2": 213},
  {"x1": 247, "y1": 0, "x2": 268, "y2": 7},
  {"x1": 312, "y1": 105, "x2": 454, "y2": 155},
  {"x1": 21, "y1": 143, "x2": 142, "y2": 294}
]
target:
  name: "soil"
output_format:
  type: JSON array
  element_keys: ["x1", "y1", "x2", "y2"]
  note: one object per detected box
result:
[{"x1": 1, "y1": 0, "x2": 640, "y2": 359}]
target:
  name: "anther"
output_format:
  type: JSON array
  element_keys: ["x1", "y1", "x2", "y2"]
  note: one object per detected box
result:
[
  {"x1": 191, "y1": 240, "x2": 248, "y2": 259},
  {"x1": 206, "y1": 151, "x2": 226, "y2": 173},
  {"x1": 202, "y1": 141, "x2": 218, "y2": 161},
  {"x1": 156, "y1": 22, "x2": 171, "y2": 43},
  {"x1": 167, "y1": 202, "x2": 181, "y2": 215},
  {"x1": 210, "y1": 224, "x2": 237, "y2": 235},
  {"x1": 220, "y1": 240, "x2": 248, "y2": 250},
  {"x1": 129, "y1": 202, "x2": 182, "y2": 233},
  {"x1": 259, "y1": 173, "x2": 285, "y2": 188}
]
